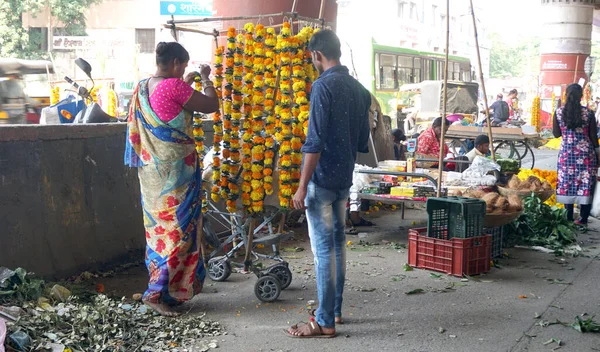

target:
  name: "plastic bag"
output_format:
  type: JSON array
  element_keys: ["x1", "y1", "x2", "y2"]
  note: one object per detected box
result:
[
  {"x1": 0, "y1": 318, "x2": 6, "y2": 352},
  {"x1": 590, "y1": 180, "x2": 600, "y2": 218},
  {"x1": 460, "y1": 156, "x2": 500, "y2": 186}
]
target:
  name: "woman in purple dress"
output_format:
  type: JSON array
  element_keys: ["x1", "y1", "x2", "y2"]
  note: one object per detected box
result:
[{"x1": 553, "y1": 83, "x2": 600, "y2": 225}]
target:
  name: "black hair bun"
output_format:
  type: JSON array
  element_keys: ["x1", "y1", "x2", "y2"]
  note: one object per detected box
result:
[{"x1": 156, "y1": 42, "x2": 168, "y2": 55}]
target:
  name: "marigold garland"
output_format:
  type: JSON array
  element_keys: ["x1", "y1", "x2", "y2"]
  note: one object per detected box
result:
[
  {"x1": 276, "y1": 22, "x2": 294, "y2": 208},
  {"x1": 263, "y1": 27, "x2": 278, "y2": 196},
  {"x1": 249, "y1": 23, "x2": 267, "y2": 213},
  {"x1": 222, "y1": 27, "x2": 240, "y2": 213},
  {"x1": 211, "y1": 46, "x2": 225, "y2": 203},
  {"x1": 241, "y1": 24, "x2": 255, "y2": 209},
  {"x1": 192, "y1": 77, "x2": 208, "y2": 212}
]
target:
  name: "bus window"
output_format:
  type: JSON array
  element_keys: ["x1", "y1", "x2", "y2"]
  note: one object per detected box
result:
[
  {"x1": 413, "y1": 58, "x2": 421, "y2": 83},
  {"x1": 397, "y1": 55, "x2": 413, "y2": 86},
  {"x1": 454, "y1": 63, "x2": 461, "y2": 80},
  {"x1": 436, "y1": 61, "x2": 444, "y2": 80},
  {"x1": 376, "y1": 53, "x2": 397, "y2": 90},
  {"x1": 423, "y1": 59, "x2": 432, "y2": 80}
]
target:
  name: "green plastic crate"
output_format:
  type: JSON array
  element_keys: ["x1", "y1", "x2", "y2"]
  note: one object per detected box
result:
[{"x1": 426, "y1": 196, "x2": 486, "y2": 240}]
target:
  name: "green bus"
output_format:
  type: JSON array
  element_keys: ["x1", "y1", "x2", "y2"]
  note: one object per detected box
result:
[{"x1": 352, "y1": 41, "x2": 473, "y2": 117}]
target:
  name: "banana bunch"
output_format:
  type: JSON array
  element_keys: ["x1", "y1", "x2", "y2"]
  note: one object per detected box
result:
[{"x1": 531, "y1": 96, "x2": 541, "y2": 132}]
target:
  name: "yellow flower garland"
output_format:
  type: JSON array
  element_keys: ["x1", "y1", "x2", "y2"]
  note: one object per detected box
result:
[
  {"x1": 211, "y1": 46, "x2": 225, "y2": 203},
  {"x1": 50, "y1": 86, "x2": 60, "y2": 106},
  {"x1": 241, "y1": 25, "x2": 255, "y2": 209},
  {"x1": 223, "y1": 27, "x2": 239, "y2": 213},
  {"x1": 193, "y1": 77, "x2": 208, "y2": 212},
  {"x1": 531, "y1": 96, "x2": 540, "y2": 133},
  {"x1": 107, "y1": 89, "x2": 117, "y2": 117},
  {"x1": 263, "y1": 27, "x2": 277, "y2": 196},
  {"x1": 250, "y1": 24, "x2": 267, "y2": 213},
  {"x1": 277, "y1": 22, "x2": 294, "y2": 208}
]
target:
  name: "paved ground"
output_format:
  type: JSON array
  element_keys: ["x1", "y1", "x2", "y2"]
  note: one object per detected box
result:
[
  {"x1": 98, "y1": 208, "x2": 600, "y2": 352},
  {"x1": 93, "y1": 147, "x2": 600, "y2": 352}
]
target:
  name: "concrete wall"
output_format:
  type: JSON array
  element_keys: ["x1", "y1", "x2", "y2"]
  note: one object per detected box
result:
[{"x1": 0, "y1": 124, "x2": 145, "y2": 279}]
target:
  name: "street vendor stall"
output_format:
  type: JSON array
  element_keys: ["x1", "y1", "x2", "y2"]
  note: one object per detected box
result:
[{"x1": 163, "y1": 5, "x2": 333, "y2": 302}]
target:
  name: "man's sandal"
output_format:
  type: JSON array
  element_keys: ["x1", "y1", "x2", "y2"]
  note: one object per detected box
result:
[{"x1": 285, "y1": 319, "x2": 336, "y2": 338}]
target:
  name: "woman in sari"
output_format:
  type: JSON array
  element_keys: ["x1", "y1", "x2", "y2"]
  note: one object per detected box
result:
[{"x1": 125, "y1": 42, "x2": 219, "y2": 316}]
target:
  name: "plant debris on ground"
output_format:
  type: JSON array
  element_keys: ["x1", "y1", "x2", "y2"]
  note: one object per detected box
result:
[{"x1": 1, "y1": 267, "x2": 223, "y2": 352}]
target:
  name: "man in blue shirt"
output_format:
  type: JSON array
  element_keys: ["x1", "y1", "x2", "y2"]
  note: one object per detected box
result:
[
  {"x1": 288, "y1": 29, "x2": 371, "y2": 338},
  {"x1": 487, "y1": 93, "x2": 509, "y2": 125}
]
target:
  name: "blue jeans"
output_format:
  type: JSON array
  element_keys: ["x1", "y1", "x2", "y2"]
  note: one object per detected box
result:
[{"x1": 305, "y1": 181, "x2": 349, "y2": 328}]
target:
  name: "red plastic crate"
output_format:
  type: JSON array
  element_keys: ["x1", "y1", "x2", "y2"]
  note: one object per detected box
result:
[{"x1": 408, "y1": 228, "x2": 491, "y2": 277}]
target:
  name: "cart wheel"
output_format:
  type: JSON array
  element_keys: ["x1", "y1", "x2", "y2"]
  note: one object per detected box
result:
[
  {"x1": 207, "y1": 257, "x2": 231, "y2": 282},
  {"x1": 267, "y1": 264, "x2": 292, "y2": 290},
  {"x1": 254, "y1": 275, "x2": 281, "y2": 302}
]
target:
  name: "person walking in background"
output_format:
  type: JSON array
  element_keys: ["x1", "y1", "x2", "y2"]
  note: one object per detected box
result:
[
  {"x1": 553, "y1": 83, "x2": 600, "y2": 225},
  {"x1": 124, "y1": 42, "x2": 219, "y2": 316},
  {"x1": 288, "y1": 29, "x2": 371, "y2": 338},
  {"x1": 506, "y1": 89, "x2": 519, "y2": 119}
]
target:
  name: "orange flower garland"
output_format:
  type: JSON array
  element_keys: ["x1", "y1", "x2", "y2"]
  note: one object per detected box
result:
[
  {"x1": 250, "y1": 24, "x2": 267, "y2": 213},
  {"x1": 193, "y1": 77, "x2": 208, "y2": 212},
  {"x1": 263, "y1": 27, "x2": 277, "y2": 196},
  {"x1": 232, "y1": 32, "x2": 245, "y2": 209},
  {"x1": 241, "y1": 25, "x2": 255, "y2": 209},
  {"x1": 211, "y1": 46, "x2": 225, "y2": 203},
  {"x1": 276, "y1": 22, "x2": 294, "y2": 208}
]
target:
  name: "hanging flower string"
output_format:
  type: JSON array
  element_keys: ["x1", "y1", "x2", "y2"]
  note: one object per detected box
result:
[
  {"x1": 241, "y1": 25, "x2": 255, "y2": 210},
  {"x1": 223, "y1": 27, "x2": 239, "y2": 213},
  {"x1": 263, "y1": 27, "x2": 277, "y2": 197},
  {"x1": 249, "y1": 24, "x2": 267, "y2": 214},
  {"x1": 300, "y1": 27, "x2": 315, "y2": 139},
  {"x1": 276, "y1": 22, "x2": 294, "y2": 208},
  {"x1": 290, "y1": 35, "x2": 305, "y2": 194},
  {"x1": 211, "y1": 46, "x2": 225, "y2": 203},
  {"x1": 192, "y1": 77, "x2": 208, "y2": 212}
]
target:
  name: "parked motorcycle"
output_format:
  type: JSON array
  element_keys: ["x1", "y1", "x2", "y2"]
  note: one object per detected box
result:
[{"x1": 63, "y1": 58, "x2": 118, "y2": 123}]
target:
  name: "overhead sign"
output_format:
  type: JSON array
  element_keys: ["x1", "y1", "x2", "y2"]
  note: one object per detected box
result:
[{"x1": 160, "y1": 0, "x2": 212, "y2": 16}]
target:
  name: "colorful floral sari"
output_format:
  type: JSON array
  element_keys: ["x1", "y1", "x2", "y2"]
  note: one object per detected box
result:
[{"x1": 124, "y1": 78, "x2": 205, "y2": 305}]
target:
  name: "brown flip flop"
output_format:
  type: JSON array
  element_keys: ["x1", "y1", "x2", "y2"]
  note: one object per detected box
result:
[{"x1": 285, "y1": 320, "x2": 336, "y2": 338}]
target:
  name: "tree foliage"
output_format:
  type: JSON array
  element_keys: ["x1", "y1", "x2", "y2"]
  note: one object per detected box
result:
[
  {"x1": 0, "y1": 0, "x2": 100, "y2": 59},
  {"x1": 489, "y1": 32, "x2": 540, "y2": 79}
]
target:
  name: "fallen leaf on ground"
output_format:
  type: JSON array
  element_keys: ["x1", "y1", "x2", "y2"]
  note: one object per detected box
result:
[{"x1": 405, "y1": 289, "x2": 425, "y2": 295}]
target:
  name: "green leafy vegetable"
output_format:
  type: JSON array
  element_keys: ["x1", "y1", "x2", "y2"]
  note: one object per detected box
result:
[{"x1": 507, "y1": 195, "x2": 578, "y2": 250}]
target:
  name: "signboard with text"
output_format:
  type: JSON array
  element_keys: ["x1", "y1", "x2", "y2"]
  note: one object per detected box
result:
[
  {"x1": 52, "y1": 36, "x2": 126, "y2": 50},
  {"x1": 160, "y1": 0, "x2": 212, "y2": 17}
]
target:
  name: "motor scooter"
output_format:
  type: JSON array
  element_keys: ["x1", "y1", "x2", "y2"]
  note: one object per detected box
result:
[{"x1": 63, "y1": 58, "x2": 119, "y2": 123}]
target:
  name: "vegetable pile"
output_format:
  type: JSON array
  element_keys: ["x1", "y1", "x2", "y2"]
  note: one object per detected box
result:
[
  {"x1": 496, "y1": 158, "x2": 520, "y2": 173},
  {"x1": 508, "y1": 195, "x2": 577, "y2": 250}
]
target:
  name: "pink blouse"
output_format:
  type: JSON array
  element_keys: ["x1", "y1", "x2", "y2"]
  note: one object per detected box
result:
[{"x1": 149, "y1": 78, "x2": 195, "y2": 122}]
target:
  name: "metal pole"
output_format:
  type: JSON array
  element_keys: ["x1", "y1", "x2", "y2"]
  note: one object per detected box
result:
[
  {"x1": 469, "y1": 0, "x2": 495, "y2": 161},
  {"x1": 319, "y1": 0, "x2": 326, "y2": 19},
  {"x1": 436, "y1": 0, "x2": 450, "y2": 198}
]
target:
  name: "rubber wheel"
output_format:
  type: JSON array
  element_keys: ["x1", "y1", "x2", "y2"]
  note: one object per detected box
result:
[
  {"x1": 207, "y1": 257, "x2": 231, "y2": 282},
  {"x1": 254, "y1": 275, "x2": 281, "y2": 302},
  {"x1": 267, "y1": 265, "x2": 292, "y2": 290}
]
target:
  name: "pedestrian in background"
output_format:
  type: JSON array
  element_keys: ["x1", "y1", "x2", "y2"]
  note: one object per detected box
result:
[
  {"x1": 288, "y1": 29, "x2": 371, "y2": 338},
  {"x1": 553, "y1": 83, "x2": 600, "y2": 225}
]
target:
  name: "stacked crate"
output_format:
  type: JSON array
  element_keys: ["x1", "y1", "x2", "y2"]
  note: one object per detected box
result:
[{"x1": 408, "y1": 197, "x2": 492, "y2": 277}]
